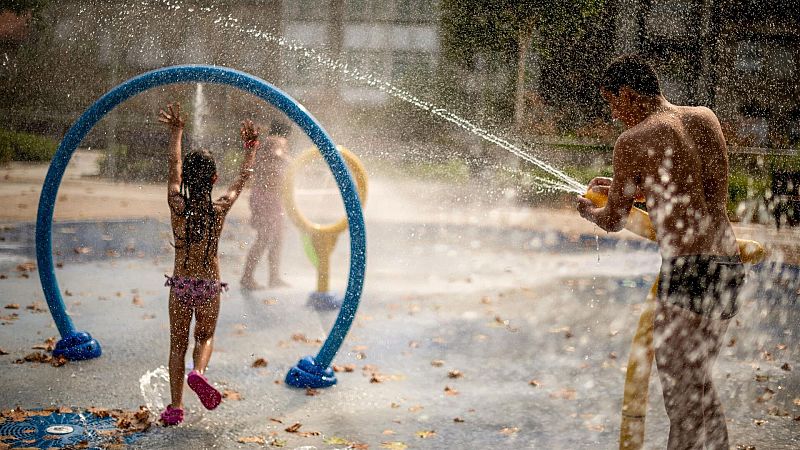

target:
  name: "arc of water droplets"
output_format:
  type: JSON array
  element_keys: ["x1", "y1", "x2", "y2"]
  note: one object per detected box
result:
[{"x1": 141, "y1": 0, "x2": 587, "y2": 194}]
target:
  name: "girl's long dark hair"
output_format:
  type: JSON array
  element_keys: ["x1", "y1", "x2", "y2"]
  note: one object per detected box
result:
[{"x1": 179, "y1": 150, "x2": 217, "y2": 269}]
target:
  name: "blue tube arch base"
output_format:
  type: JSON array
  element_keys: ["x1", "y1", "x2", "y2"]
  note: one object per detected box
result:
[
  {"x1": 52, "y1": 331, "x2": 101, "y2": 361},
  {"x1": 286, "y1": 356, "x2": 337, "y2": 388},
  {"x1": 36, "y1": 65, "x2": 367, "y2": 388}
]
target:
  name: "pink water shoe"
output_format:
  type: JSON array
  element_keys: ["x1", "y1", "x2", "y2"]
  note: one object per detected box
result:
[
  {"x1": 159, "y1": 405, "x2": 184, "y2": 426},
  {"x1": 187, "y1": 370, "x2": 222, "y2": 410}
]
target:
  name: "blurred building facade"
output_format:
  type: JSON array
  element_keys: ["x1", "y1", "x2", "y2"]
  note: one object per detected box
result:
[
  {"x1": 614, "y1": 0, "x2": 800, "y2": 148},
  {"x1": 280, "y1": 0, "x2": 439, "y2": 105},
  {"x1": 0, "y1": 0, "x2": 797, "y2": 148}
]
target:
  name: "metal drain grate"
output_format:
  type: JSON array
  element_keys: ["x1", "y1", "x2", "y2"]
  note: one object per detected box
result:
[{"x1": 0, "y1": 410, "x2": 140, "y2": 449}]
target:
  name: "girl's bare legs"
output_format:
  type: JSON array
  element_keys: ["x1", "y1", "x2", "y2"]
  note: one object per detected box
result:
[
  {"x1": 192, "y1": 294, "x2": 221, "y2": 374},
  {"x1": 267, "y1": 221, "x2": 288, "y2": 287},
  {"x1": 241, "y1": 230, "x2": 268, "y2": 289},
  {"x1": 168, "y1": 292, "x2": 193, "y2": 409}
]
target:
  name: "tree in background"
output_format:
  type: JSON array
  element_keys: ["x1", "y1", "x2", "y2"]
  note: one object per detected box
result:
[{"x1": 440, "y1": 0, "x2": 614, "y2": 134}]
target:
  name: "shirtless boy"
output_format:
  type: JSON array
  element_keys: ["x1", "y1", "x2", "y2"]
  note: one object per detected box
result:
[
  {"x1": 576, "y1": 55, "x2": 744, "y2": 449},
  {"x1": 241, "y1": 119, "x2": 292, "y2": 290}
]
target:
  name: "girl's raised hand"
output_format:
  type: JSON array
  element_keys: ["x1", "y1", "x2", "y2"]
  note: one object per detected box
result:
[
  {"x1": 159, "y1": 103, "x2": 185, "y2": 130},
  {"x1": 240, "y1": 119, "x2": 260, "y2": 144}
]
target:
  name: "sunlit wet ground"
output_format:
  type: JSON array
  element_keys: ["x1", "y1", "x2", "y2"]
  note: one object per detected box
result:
[
  {"x1": 1, "y1": 212, "x2": 798, "y2": 449},
  {"x1": 0, "y1": 155, "x2": 798, "y2": 448}
]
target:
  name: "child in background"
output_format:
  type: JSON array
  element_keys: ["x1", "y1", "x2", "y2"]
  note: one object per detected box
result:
[
  {"x1": 240, "y1": 119, "x2": 292, "y2": 290},
  {"x1": 158, "y1": 103, "x2": 259, "y2": 425}
]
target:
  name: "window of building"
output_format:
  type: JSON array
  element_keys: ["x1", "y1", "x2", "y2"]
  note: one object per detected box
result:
[
  {"x1": 346, "y1": 0, "x2": 394, "y2": 22},
  {"x1": 395, "y1": 0, "x2": 437, "y2": 23}
]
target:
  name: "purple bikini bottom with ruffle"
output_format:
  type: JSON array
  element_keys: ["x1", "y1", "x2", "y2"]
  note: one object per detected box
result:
[{"x1": 165, "y1": 274, "x2": 228, "y2": 308}]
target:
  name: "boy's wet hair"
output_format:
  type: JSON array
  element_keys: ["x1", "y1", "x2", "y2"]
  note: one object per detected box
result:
[
  {"x1": 179, "y1": 149, "x2": 217, "y2": 268},
  {"x1": 268, "y1": 119, "x2": 292, "y2": 138},
  {"x1": 600, "y1": 54, "x2": 662, "y2": 97}
]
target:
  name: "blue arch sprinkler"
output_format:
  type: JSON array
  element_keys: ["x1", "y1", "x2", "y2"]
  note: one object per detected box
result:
[{"x1": 36, "y1": 65, "x2": 367, "y2": 388}]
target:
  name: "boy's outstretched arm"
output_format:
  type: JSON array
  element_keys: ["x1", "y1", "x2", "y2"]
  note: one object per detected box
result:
[
  {"x1": 159, "y1": 103, "x2": 185, "y2": 210},
  {"x1": 217, "y1": 119, "x2": 259, "y2": 211},
  {"x1": 576, "y1": 135, "x2": 639, "y2": 232}
]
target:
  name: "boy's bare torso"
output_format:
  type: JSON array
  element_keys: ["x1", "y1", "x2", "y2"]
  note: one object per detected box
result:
[{"x1": 620, "y1": 104, "x2": 739, "y2": 258}]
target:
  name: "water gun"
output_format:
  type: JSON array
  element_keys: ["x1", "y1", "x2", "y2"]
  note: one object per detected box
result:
[{"x1": 582, "y1": 189, "x2": 765, "y2": 262}]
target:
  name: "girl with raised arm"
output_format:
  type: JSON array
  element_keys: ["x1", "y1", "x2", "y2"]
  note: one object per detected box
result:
[{"x1": 158, "y1": 103, "x2": 259, "y2": 425}]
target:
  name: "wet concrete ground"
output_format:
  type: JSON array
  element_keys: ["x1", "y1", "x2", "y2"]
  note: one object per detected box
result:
[{"x1": 1, "y1": 217, "x2": 798, "y2": 449}]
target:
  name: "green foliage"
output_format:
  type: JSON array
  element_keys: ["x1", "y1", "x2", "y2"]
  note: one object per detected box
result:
[
  {"x1": 0, "y1": 0, "x2": 50, "y2": 20},
  {"x1": 0, "y1": 128, "x2": 57, "y2": 163},
  {"x1": 440, "y1": 0, "x2": 613, "y2": 128},
  {"x1": 97, "y1": 143, "x2": 167, "y2": 181}
]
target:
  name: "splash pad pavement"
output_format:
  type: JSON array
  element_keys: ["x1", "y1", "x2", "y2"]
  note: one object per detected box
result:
[{"x1": 1, "y1": 163, "x2": 799, "y2": 448}]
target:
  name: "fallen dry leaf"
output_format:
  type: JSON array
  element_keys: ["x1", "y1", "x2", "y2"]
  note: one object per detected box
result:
[
  {"x1": 444, "y1": 386, "x2": 459, "y2": 396},
  {"x1": 370, "y1": 373, "x2": 386, "y2": 383},
  {"x1": 291, "y1": 333, "x2": 322, "y2": 345},
  {"x1": 32, "y1": 337, "x2": 56, "y2": 352},
  {"x1": 3, "y1": 304, "x2": 19, "y2": 310},
  {"x1": 585, "y1": 423, "x2": 605, "y2": 432},
  {"x1": 252, "y1": 358, "x2": 268, "y2": 368},
  {"x1": 237, "y1": 436, "x2": 266, "y2": 445},
  {"x1": 0, "y1": 313, "x2": 19, "y2": 322},
  {"x1": 297, "y1": 430, "x2": 321, "y2": 437},
  {"x1": 16, "y1": 262, "x2": 35, "y2": 272},
  {"x1": 549, "y1": 388, "x2": 577, "y2": 400},
  {"x1": 767, "y1": 406, "x2": 790, "y2": 417},
  {"x1": 14, "y1": 352, "x2": 66, "y2": 367},
  {"x1": 86, "y1": 407, "x2": 111, "y2": 418},
  {"x1": 381, "y1": 442, "x2": 408, "y2": 450},
  {"x1": 756, "y1": 387, "x2": 775, "y2": 403},
  {"x1": 223, "y1": 389, "x2": 242, "y2": 401},
  {"x1": 500, "y1": 427, "x2": 519, "y2": 435},
  {"x1": 284, "y1": 422, "x2": 302, "y2": 433},
  {"x1": 416, "y1": 430, "x2": 436, "y2": 438},
  {"x1": 448, "y1": 369, "x2": 463, "y2": 379},
  {"x1": 323, "y1": 436, "x2": 350, "y2": 445},
  {"x1": 430, "y1": 360, "x2": 444, "y2": 367},
  {"x1": 26, "y1": 302, "x2": 46, "y2": 313},
  {"x1": 333, "y1": 364, "x2": 355, "y2": 372},
  {"x1": 112, "y1": 406, "x2": 152, "y2": 432}
]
